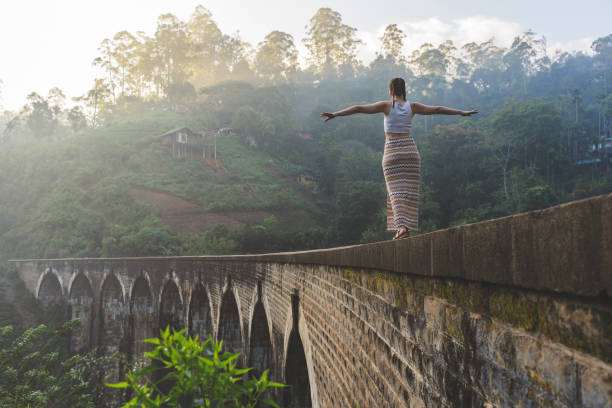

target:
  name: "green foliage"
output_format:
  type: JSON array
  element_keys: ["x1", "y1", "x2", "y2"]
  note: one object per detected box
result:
[
  {"x1": 1, "y1": 9, "x2": 611, "y2": 258},
  {"x1": 0, "y1": 321, "x2": 124, "y2": 408},
  {"x1": 109, "y1": 328, "x2": 284, "y2": 408},
  {"x1": 303, "y1": 8, "x2": 362, "y2": 77}
]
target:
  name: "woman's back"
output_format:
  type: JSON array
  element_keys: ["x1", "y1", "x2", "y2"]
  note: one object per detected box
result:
[{"x1": 384, "y1": 101, "x2": 413, "y2": 134}]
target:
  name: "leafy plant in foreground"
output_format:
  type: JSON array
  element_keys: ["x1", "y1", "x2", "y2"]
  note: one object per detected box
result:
[
  {"x1": 108, "y1": 328, "x2": 284, "y2": 407},
  {"x1": 0, "y1": 321, "x2": 95, "y2": 408}
]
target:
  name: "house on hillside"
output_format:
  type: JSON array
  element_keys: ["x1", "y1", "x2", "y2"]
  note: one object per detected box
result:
[
  {"x1": 581, "y1": 137, "x2": 612, "y2": 172},
  {"x1": 161, "y1": 127, "x2": 204, "y2": 159},
  {"x1": 161, "y1": 127, "x2": 223, "y2": 170}
]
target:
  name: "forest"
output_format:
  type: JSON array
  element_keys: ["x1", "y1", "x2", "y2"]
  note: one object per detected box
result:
[
  {"x1": 0, "y1": 4, "x2": 611, "y2": 407},
  {"x1": 0, "y1": 5, "x2": 611, "y2": 261}
]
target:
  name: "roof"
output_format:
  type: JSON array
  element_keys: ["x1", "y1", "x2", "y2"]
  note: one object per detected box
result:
[
  {"x1": 576, "y1": 158, "x2": 601, "y2": 165},
  {"x1": 161, "y1": 127, "x2": 201, "y2": 138}
]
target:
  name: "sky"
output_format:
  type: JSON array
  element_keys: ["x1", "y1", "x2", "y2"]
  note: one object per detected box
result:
[{"x1": 0, "y1": 0, "x2": 610, "y2": 111}]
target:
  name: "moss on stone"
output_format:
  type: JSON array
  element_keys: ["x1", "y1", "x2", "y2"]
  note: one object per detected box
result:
[
  {"x1": 341, "y1": 267, "x2": 612, "y2": 364},
  {"x1": 444, "y1": 307, "x2": 464, "y2": 343},
  {"x1": 343, "y1": 268, "x2": 360, "y2": 285}
]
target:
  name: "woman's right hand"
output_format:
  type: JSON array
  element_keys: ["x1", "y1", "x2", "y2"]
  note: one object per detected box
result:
[{"x1": 320, "y1": 112, "x2": 335, "y2": 122}]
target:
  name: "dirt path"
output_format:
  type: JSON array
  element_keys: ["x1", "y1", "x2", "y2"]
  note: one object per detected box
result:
[{"x1": 129, "y1": 185, "x2": 314, "y2": 233}]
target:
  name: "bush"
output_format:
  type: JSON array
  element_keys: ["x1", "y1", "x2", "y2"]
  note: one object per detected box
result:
[
  {"x1": 0, "y1": 321, "x2": 124, "y2": 408},
  {"x1": 109, "y1": 328, "x2": 284, "y2": 407}
]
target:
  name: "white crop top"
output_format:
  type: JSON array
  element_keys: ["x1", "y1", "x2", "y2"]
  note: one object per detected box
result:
[{"x1": 384, "y1": 101, "x2": 413, "y2": 133}]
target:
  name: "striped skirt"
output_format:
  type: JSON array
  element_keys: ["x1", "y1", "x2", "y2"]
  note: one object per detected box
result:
[{"x1": 382, "y1": 133, "x2": 421, "y2": 232}]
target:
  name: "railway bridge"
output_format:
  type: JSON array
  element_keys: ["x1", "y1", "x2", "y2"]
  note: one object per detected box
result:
[{"x1": 10, "y1": 193, "x2": 612, "y2": 407}]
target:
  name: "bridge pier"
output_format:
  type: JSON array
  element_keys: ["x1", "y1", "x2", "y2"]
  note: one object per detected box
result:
[{"x1": 10, "y1": 193, "x2": 612, "y2": 407}]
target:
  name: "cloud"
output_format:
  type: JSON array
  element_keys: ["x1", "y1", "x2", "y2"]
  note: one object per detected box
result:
[
  {"x1": 549, "y1": 37, "x2": 594, "y2": 56},
  {"x1": 358, "y1": 16, "x2": 524, "y2": 62},
  {"x1": 357, "y1": 16, "x2": 595, "y2": 63}
]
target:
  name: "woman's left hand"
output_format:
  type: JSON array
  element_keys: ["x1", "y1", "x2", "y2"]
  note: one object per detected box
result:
[
  {"x1": 320, "y1": 112, "x2": 336, "y2": 122},
  {"x1": 461, "y1": 109, "x2": 479, "y2": 116}
]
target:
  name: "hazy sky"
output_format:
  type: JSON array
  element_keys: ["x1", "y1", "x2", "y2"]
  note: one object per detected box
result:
[{"x1": 0, "y1": 0, "x2": 610, "y2": 111}]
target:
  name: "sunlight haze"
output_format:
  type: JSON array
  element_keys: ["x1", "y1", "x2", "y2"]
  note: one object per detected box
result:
[{"x1": 0, "y1": 0, "x2": 610, "y2": 110}]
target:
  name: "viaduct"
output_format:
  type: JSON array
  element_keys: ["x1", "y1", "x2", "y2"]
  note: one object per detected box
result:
[{"x1": 9, "y1": 193, "x2": 612, "y2": 407}]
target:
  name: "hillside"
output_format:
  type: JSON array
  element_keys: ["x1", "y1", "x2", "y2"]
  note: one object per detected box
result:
[{"x1": 0, "y1": 111, "x2": 327, "y2": 259}]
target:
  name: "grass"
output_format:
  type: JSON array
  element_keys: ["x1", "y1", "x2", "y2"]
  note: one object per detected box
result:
[{"x1": 0, "y1": 110, "x2": 322, "y2": 259}]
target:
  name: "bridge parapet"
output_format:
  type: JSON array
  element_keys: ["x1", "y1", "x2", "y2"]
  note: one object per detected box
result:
[{"x1": 9, "y1": 193, "x2": 612, "y2": 407}]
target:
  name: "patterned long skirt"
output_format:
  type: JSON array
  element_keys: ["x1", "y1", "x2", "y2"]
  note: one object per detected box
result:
[{"x1": 382, "y1": 133, "x2": 421, "y2": 232}]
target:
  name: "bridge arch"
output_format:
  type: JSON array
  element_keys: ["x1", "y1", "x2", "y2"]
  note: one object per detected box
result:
[
  {"x1": 99, "y1": 272, "x2": 127, "y2": 352},
  {"x1": 68, "y1": 272, "x2": 94, "y2": 352},
  {"x1": 130, "y1": 272, "x2": 154, "y2": 359},
  {"x1": 247, "y1": 283, "x2": 274, "y2": 379},
  {"x1": 217, "y1": 283, "x2": 244, "y2": 359},
  {"x1": 36, "y1": 268, "x2": 64, "y2": 300},
  {"x1": 159, "y1": 275, "x2": 184, "y2": 332},
  {"x1": 282, "y1": 294, "x2": 317, "y2": 408},
  {"x1": 188, "y1": 283, "x2": 213, "y2": 341}
]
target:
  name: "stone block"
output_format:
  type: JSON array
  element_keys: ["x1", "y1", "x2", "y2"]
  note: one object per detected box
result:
[
  {"x1": 461, "y1": 216, "x2": 513, "y2": 285},
  {"x1": 429, "y1": 226, "x2": 464, "y2": 279},
  {"x1": 396, "y1": 234, "x2": 430, "y2": 277},
  {"x1": 511, "y1": 196, "x2": 603, "y2": 295}
]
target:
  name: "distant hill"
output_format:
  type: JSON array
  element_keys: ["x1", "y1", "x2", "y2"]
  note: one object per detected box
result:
[{"x1": 0, "y1": 111, "x2": 326, "y2": 259}]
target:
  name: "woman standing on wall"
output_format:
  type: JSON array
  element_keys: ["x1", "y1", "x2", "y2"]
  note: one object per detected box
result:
[{"x1": 321, "y1": 77, "x2": 478, "y2": 240}]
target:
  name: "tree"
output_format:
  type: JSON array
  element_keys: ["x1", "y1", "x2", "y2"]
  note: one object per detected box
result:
[
  {"x1": 462, "y1": 39, "x2": 505, "y2": 91},
  {"x1": 23, "y1": 92, "x2": 58, "y2": 139},
  {"x1": 409, "y1": 43, "x2": 449, "y2": 78},
  {"x1": 132, "y1": 32, "x2": 159, "y2": 97},
  {"x1": 488, "y1": 99, "x2": 564, "y2": 207},
  {"x1": 502, "y1": 30, "x2": 550, "y2": 93},
  {"x1": 571, "y1": 88, "x2": 582, "y2": 123},
  {"x1": 592, "y1": 34, "x2": 612, "y2": 99},
  {"x1": 112, "y1": 31, "x2": 140, "y2": 97},
  {"x1": 231, "y1": 105, "x2": 274, "y2": 148},
  {"x1": 67, "y1": 106, "x2": 88, "y2": 133},
  {"x1": 74, "y1": 79, "x2": 111, "y2": 127},
  {"x1": 232, "y1": 58, "x2": 255, "y2": 82},
  {"x1": 0, "y1": 322, "x2": 115, "y2": 408},
  {"x1": 47, "y1": 87, "x2": 65, "y2": 110},
  {"x1": 153, "y1": 13, "x2": 191, "y2": 95},
  {"x1": 420, "y1": 125, "x2": 493, "y2": 227},
  {"x1": 379, "y1": 24, "x2": 406, "y2": 62},
  {"x1": 591, "y1": 34, "x2": 612, "y2": 70},
  {"x1": 93, "y1": 38, "x2": 117, "y2": 103},
  {"x1": 303, "y1": 8, "x2": 362, "y2": 77},
  {"x1": 255, "y1": 31, "x2": 299, "y2": 83},
  {"x1": 218, "y1": 33, "x2": 250, "y2": 81},
  {"x1": 108, "y1": 328, "x2": 283, "y2": 408},
  {"x1": 187, "y1": 5, "x2": 225, "y2": 87}
]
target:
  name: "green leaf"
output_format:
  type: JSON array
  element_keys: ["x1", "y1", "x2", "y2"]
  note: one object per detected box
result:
[
  {"x1": 106, "y1": 382, "x2": 128, "y2": 388},
  {"x1": 262, "y1": 398, "x2": 280, "y2": 408},
  {"x1": 267, "y1": 382, "x2": 287, "y2": 388}
]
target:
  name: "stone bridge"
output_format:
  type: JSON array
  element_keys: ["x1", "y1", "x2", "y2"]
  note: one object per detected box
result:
[{"x1": 9, "y1": 193, "x2": 612, "y2": 407}]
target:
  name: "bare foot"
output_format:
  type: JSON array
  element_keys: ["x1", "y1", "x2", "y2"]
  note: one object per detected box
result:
[{"x1": 393, "y1": 226, "x2": 409, "y2": 240}]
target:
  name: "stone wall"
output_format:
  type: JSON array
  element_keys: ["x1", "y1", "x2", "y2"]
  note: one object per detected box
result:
[{"x1": 10, "y1": 193, "x2": 612, "y2": 407}]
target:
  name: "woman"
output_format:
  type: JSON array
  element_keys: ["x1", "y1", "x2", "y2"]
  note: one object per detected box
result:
[{"x1": 321, "y1": 77, "x2": 478, "y2": 240}]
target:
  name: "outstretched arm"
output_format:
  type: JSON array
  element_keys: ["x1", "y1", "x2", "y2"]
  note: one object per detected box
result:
[
  {"x1": 321, "y1": 101, "x2": 389, "y2": 122},
  {"x1": 411, "y1": 102, "x2": 478, "y2": 116}
]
